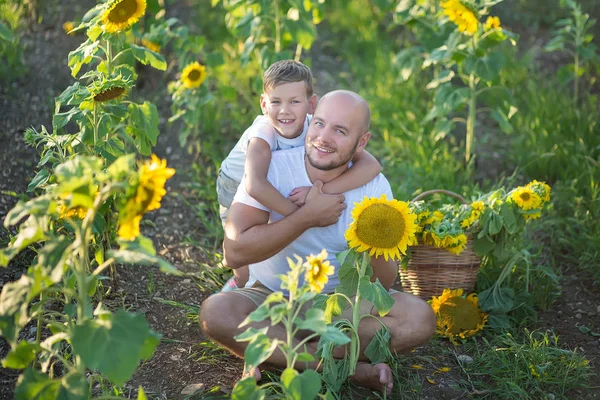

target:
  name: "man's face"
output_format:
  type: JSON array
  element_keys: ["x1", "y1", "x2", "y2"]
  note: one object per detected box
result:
[
  {"x1": 305, "y1": 96, "x2": 369, "y2": 171},
  {"x1": 260, "y1": 81, "x2": 315, "y2": 139}
]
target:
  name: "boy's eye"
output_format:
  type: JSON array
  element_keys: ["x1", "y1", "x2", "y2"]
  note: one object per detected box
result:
[
  {"x1": 271, "y1": 101, "x2": 280, "y2": 104},
  {"x1": 292, "y1": 100, "x2": 300, "y2": 104}
]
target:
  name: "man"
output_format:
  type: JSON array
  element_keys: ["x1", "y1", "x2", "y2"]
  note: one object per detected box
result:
[{"x1": 200, "y1": 90, "x2": 435, "y2": 395}]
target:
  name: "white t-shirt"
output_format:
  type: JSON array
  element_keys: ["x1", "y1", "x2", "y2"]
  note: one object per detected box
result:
[
  {"x1": 233, "y1": 146, "x2": 393, "y2": 294},
  {"x1": 220, "y1": 115, "x2": 311, "y2": 183}
]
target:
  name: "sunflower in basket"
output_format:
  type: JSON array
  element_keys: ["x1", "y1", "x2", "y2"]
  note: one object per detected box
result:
[{"x1": 430, "y1": 288, "x2": 487, "y2": 343}]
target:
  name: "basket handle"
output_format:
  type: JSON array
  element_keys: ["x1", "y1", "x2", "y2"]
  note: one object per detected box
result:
[{"x1": 411, "y1": 189, "x2": 468, "y2": 204}]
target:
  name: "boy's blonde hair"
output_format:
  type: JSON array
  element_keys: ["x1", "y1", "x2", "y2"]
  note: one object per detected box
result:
[{"x1": 263, "y1": 60, "x2": 314, "y2": 97}]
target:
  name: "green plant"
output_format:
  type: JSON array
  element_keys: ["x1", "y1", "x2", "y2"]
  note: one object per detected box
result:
[
  {"x1": 544, "y1": 0, "x2": 599, "y2": 102},
  {"x1": 0, "y1": 1, "x2": 26, "y2": 81},
  {"x1": 0, "y1": 154, "x2": 180, "y2": 399}
]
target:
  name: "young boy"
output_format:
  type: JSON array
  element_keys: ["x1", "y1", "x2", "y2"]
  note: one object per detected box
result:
[{"x1": 216, "y1": 60, "x2": 381, "y2": 291}]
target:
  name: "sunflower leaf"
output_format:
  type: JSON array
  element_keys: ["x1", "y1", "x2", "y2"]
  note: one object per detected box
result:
[
  {"x1": 358, "y1": 277, "x2": 395, "y2": 316},
  {"x1": 364, "y1": 326, "x2": 392, "y2": 364},
  {"x1": 130, "y1": 44, "x2": 167, "y2": 71}
]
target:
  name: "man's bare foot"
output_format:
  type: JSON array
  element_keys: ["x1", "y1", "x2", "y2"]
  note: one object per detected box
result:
[
  {"x1": 241, "y1": 365, "x2": 262, "y2": 382},
  {"x1": 351, "y1": 362, "x2": 393, "y2": 395}
]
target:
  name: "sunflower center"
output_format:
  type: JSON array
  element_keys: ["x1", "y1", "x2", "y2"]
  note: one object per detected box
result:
[
  {"x1": 94, "y1": 87, "x2": 125, "y2": 102},
  {"x1": 187, "y1": 69, "x2": 201, "y2": 81},
  {"x1": 520, "y1": 192, "x2": 530, "y2": 201},
  {"x1": 356, "y1": 204, "x2": 405, "y2": 248},
  {"x1": 108, "y1": 0, "x2": 139, "y2": 23},
  {"x1": 438, "y1": 297, "x2": 482, "y2": 334}
]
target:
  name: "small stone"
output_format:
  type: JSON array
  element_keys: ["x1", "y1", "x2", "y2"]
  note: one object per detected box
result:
[
  {"x1": 597, "y1": 305, "x2": 600, "y2": 313},
  {"x1": 456, "y1": 354, "x2": 473, "y2": 364},
  {"x1": 557, "y1": 311, "x2": 563, "y2": 316},
  {"x1": 170, "y1": 354, "x2": 181, "y2": 361},
  {"x1": 181, "y1": 384, "x2": 204, "y2": 395},
  {"x1": 575, "y1": 313, "x2": 582, "y2": 319},
  {"x1": 547, "y1": 394, "x2": 556, "y2": 400}
]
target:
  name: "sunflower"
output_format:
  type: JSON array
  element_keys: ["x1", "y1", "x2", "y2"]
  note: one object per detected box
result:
[
  {"x1": 441, "y1": 0, "x2": 478, "y2": 35},
  {"x1": 445, "y1": 233, "x2": 468, "y2": 255},
  {"x1": 118, "y1": 155, "x2": 175, "y2": 241},
  {"x1": 460, "y1": 200, "x2": 485, "y2": 228},
  {"x1": 101, "y1": 0, "x2": 147, "y2": 34},
  {"x1": 430, "y1": 288, "x2": 487, "y2": 343},
  {"x1": 526, "y1": 180, "x2": 551, "y2": 204},
  {"x1": 304, "y1": 249, "x2": 335, "y2": 293},
  {"x1": 485, "y1": 16, "x2": 501, "y2": 30},
  {"x1": 511, "y1": 187, "x2": 542, "y2": 210},
  {"x1": 141, "y1": 38, "x2": 161, "y2": 53},
  {"x1": 345, "y1": 194, "x2": 418, "y2": 261},
  {"x1": 181, "y1": 62, "x2": 207, "y2": 89},
  {"x1": 57, "y1": 204, "x2": 88, "y2": 220},
  {"x1": 63, "y1": 21, "x2": 75, "y2": 35}
]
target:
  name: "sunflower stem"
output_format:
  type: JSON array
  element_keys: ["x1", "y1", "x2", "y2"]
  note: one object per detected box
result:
[
  {"x1": 348, "y1": 251, "x2": 369, "y2": 376},
  {"x1": 106, "y1": 40, "x2": 113, "y2": 76},
  {"x1": 93, "y1": 101, "x2": 98, "y2": 147},
  {"x1": 465, "y1": 72, "x2": 477, "y2": 165}
]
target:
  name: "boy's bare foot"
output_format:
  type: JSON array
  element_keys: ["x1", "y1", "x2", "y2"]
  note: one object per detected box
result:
[
  {"x1": 351, "y1": 362, "x2": 393, "y2": 395},
  {"x1": 241, "y1": 365, "x2": 262, "y2": 382}
]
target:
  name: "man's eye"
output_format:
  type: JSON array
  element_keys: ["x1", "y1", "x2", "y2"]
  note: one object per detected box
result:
[
  {"x1": 315, "y1": 121, "x2": 324, "y2": 127},
  {"x1": 337, "y1": 129, "x2": 346, "y2": 135}
]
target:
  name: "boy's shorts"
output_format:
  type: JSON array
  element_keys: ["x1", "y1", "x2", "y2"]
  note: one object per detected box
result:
[
  {"x1": 216, "y1": 169, "x2": 240, "y2": 228},
  {"x1": 232, "y1": 281, "x2": 399, "y2": 321}
]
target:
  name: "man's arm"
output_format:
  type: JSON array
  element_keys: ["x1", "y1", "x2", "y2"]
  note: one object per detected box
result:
[
  {"x1": 370, "y1": 255, "x2": 398, "y2": 290},
  {"x1": 224, "y1": 181, "x2": 346, "y2": 269}
]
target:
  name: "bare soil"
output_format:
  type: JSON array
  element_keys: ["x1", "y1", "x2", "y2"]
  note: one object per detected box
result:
[{"x1": 0, "y1": 2, "x2": 599, "y2": 400}]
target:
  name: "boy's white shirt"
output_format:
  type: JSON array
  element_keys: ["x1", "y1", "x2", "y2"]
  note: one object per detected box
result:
[
  {"x1": 220, "y1": 115, "x2": 312, "y2": 183},
  {"x1": 232, "y1": 146, "x2": 393, "y2": 295}
]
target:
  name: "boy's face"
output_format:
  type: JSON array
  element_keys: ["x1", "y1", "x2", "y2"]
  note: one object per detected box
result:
[{"x1": 260, "y1": 81, "x2": 317, "y2": 139}]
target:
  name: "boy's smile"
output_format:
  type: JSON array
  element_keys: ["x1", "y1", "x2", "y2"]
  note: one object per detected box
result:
[{"x1": 260, "y1": 81, "x2": 316, "y2": 139}]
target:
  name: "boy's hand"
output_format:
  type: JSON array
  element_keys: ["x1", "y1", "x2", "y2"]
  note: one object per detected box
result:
[
  {"x1": 302, "y1": 181, "x2": 346, "y2": 227},
  {"x1": 289, "y1": 186, "x2": 311, "y2": 206}
]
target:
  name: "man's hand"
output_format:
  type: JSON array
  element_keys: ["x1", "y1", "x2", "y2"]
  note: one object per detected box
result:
[
  {"x1": 288, "y1": 186, "x2": 311, "y2": 206},
  {"x1": 301, "y1": 180, "x2": 346, "y2": 227}
]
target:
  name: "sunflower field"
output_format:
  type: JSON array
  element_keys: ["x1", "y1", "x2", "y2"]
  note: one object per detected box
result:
[{"x1": 0, "y1": 0, "x2": 599, "y2": 399}]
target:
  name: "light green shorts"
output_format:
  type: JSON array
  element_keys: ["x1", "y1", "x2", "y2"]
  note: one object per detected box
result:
[{"x1": 216, "y1": 169, "x2": 240, "y2": 228}]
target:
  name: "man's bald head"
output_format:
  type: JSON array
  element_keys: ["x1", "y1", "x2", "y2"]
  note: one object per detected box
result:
[{"x1": 316, "y1": 90, "x2": 371, "y2": 135}]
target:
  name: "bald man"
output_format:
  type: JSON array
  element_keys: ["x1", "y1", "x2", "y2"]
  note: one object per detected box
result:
[{"x1": 200, "y1": 91, "x2": 435, "y2": 395}]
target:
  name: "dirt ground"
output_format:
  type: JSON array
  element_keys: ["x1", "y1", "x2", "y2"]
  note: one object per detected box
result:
[{"x1": 1, "y1": 2, "x2": 599, "y2": 399}]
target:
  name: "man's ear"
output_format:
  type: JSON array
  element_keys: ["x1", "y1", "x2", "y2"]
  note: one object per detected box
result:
[
  {"x1": 260, "y1": 93, "x2": 268, "y2": 114},
  {"x1": 308, "y1": 94, "x2": 318, "y2": 114},
  {"x1": 357, "y1": 131, "x2": 371, "y2": 152}
]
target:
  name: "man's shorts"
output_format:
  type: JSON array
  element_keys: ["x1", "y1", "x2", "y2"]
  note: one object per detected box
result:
[
  {"x1": 216, "y1": 169, "x2": 240, "y2": 228},
  {"x1": 232, "y1": 281, "x2": 398, "y2": 321}
]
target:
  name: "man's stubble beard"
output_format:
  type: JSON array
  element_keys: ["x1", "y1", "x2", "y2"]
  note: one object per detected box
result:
[{"x1": 305, "y1": 138, "x2": 360, "y2": 171}]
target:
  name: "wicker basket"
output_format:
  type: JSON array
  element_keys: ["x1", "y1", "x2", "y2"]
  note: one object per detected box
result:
[{"x1": 399, "y1": 190, "x2": 481, "y2": 300}]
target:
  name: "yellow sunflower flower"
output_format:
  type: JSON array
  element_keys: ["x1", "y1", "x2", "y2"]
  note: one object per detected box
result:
[
  {"x1": 101, "y1": 0, "x2": 147, "y2": 34},
  {"x1": 63, "y1": 21, "x2": 75, "y2": 35},
  {"x1": 485, "y1": 16, "x2": 501, "y2": 30},
  {"x1": 511, "y1": 186, "x2": 542, "y2": 210},
  {"x1": 441, "y1": 0, "x2": 478, "y2": 35},
  {"x1": 181, "y1": 62, "x2": 207, "y2": 89},
  {"x1": 141, "y1": 38, "x2": 161, "y2": 53},
  {"x1": 460, "y1": 200, "x2": 485, "y2": 228},
  {"x1": 430, "y1": 288, "x2": 487, "y2": 343},
  {"x1": 345, "y1": 194, "x2": 418, "y2": 261},
  {"x1": 304, "y1": 249, "x2": 335, "y2": 293},
  {"x1": 526, "y1": 180, "x2": 551, "y2": 204},
  {"x1": 118, "y1": 155, "x2": 175, "y2": 241},
  {"x1": 57, "y1": 204, "x2": 88, "y2": 220},
  {"x1": 445, "y1": 233, "x2": 468, "y2": 255}
]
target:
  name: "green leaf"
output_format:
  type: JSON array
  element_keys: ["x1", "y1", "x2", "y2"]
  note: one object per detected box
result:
[
  {"x1": 2, "y1": 341, "x2": 40, "y2": 369},
  {"x1": 239, "y1": 303, "x2": 271, "y2": 327},
  {"x1": 87, "y1": 25, "x2": 103, "y2": 41},
  {"x1": 500, "y1": 202, "x2": 519, "y2": 234},
  {"x1": 71, "y1": 310, "x2": 160, "y2": 386},
  {"x1": 473, "y1": 235, "x2": 496, "y2": 256},
  {"x1": 364, "y1": 327, "x2": 392, "y2": 364},
  {"x1": 358, "y1": 277, "x2": 395, "y2": 316},
  {"x1": 0, "y1": 218, "x2": 47, "y2": 266},
  {"x1": 36, "y1": 237, "x2": 71, "y2": 283},
  {"x1": 319, "y1": 325, "x2": 351, "y2": 346},
  {"x1": 490, "y1": 108, "x2": 514, "y2": 134},
  {"x1": 130, "y1": 44, "x2": 167, "y2": 71},
  {"x1": 268, "y1": 303, "x2": 287, "y2": 325},
  {"x1": 243, "y1": 333, "x2": 278, "y2": 370},
  {"x1": 478, "y1": 287, "x2": 515, "y2": 314},
  {"x1": 231, "y1": 377, "x2": 265, "y2": 400},
  {"x1": 463, "y1": 51, "x2": 506, "y2": 82},
  {"x1": 295, "y1": 308, "x2": 327, "y2": 334},
  {"x1": 488, "y1": 212, "x2": 504, "y2": 235},
  {"x1": 323, "y1": 294, "x2": 345, "y2": 323},
  {"x1": 0, "y1": 21, "x2": 13, "y2": 41},
  {"x1": 68, "y1": 39, "x2": 100, "y2": 77},
  {"x1": 424, "y1": 84, "x2": 469, "y2": 122},
  {"x1": 281, "y1": 368, "x2": 322, "y2": 400},
  {"x1": 0, "y1": 275, "x2": 35, "y2": 345},
  {"x1": 137, "y1": 386, "x2": 148, "y2": 400},
  {"x1": 393, "y1": 47, "x2": 423, "y2": 81},
  {"x1": 4, "y1": 197, "x2": 53, "y2": 227},
  {"x1": 234, "y1": 327, "x2": 269, "y2": 342},
  {"x1": 14, "y1": 369, "x2": 88, "y2": 400},
  {"x1": 426, "y1": 70, "x2": 454, "y2": 90},
  {"x1": 487, "y1": 313, "x2": 510, "y2": 329},
  {"x1": 126, "y1": 102, "x2": 160, "y2": 156},
  {"x1": 107, "y1": 249, "x2": 182, "y2": 276},
  {"x1": 27, "y1": 169, "x2": 50, "y2": 192},
  {"x1": 296, "y1": 352, "x2": 315, "y2": 362}
]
